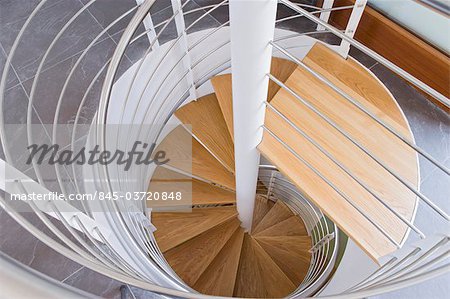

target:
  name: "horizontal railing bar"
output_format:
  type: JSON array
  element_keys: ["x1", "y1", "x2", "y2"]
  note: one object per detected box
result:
[
  {"x1": 345, "y1": 247, "x2": 421, "y2": 293},
  {"x1": 279, "y1": 0, "x2": 450, "y2": 109},
  {"x1": 262, "y1": 125, "x2": 401, "y2": 248},
  {"x1": 267, "y1": 73, "x2": 449, "y2": 221},
  {"x1": 276, "y1": 5, "x2": 355, "y2": 24},
  {"x1": 265, "y1": 101, "x2": 426, "y2": 239},
  {"x1": 270, "y1": 41, "x2": 450, "y2": 177},
  {"x1": 361, "y1": 237, "x2": 449, "y2": 289}
]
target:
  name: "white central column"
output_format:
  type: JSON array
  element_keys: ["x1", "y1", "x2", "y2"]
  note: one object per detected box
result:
[{"x1": 229, "y1": 0, "x2": 277, "y2": 232}]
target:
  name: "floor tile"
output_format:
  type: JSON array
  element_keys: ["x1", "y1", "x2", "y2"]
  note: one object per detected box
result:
[
  {"x1": 0, "y1": 1, "x2": 105, "y2": 83},
  {"x1": 63, "y1": 267, "x2": 123, "y2": 299},
  {"x1": 348, "y1": 46, "x2": 378, "y2": 69},
  {"x1": 21, "y1": 37, "x2": 117, "y2": 125},
  {"x1": 193, "y1": 0, "x2": 230, "y2": 24},
  {"x1": 0, "y1": 44, "x2": 20, "y2": 90},
  {"x1": 0, "y1": 208, "x2": 84, "y2": 281},
  {"x1": 79, "y1": 0, "x2": 138, "y2": 37},
  {"x1": 371, "y1": 63, "x2": 450, "y2": 182},
  {"x1": 0, "y1": 0, "x2": 64, "y2": 29}
]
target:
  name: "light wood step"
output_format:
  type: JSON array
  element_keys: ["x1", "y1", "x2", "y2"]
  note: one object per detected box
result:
[
  {"x1": 193, "y1": 227, "x2": 245, "y2": 296},
  {"x1": 152, "y1": 207, "x2": 237, "y2": 252},
  {"x1": 251, "y1": 195, "x2": 274, "y2": 232},
  {"x1": 164, "y1": 217, "x2": 241, "y2": 286},
  {"x1": 259, "y1": 45, "x2": 418, "y2": 261},
  {"x1": 211, "y1": 57, "x2": 297, "y2": 140},
  {"x1": 253, "y1": 200, "x2": 294, "y2": 235},
  {"x1": 254, "y1": 236, "x2": 311, "y2": 286},
  {"x1": 255, "y1": 216, "x2": 308, "y2": 237},
  {"x1": 155, "y1": 125, "x2": 235, "y2": 190},
  {"x1": 175, "y1": 93, "x2": 235, "y2": 173},
  {"x1": 268, "y1": 57, "x2": 298, "y2": 101},
  {"x1": 148, "y1": 167, "x2": 235, "y2": 209},
  {"x1": 234, "y1": 234, "x2": 296, "y2": 298},
  {"x1": 304, "y1": 43, "x2": 410, "y2": 132}
]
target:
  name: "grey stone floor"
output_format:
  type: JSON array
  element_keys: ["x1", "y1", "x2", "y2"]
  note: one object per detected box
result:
[{"x1": 0, "y1": 0, "x2": 448, "y2": 298}]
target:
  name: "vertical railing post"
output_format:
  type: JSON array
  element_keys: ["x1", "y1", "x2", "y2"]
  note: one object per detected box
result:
[
  {"x1": 135, "y1": 0, "x2": 160, "y2": 47},
  {"x1": 171, "y1": 0, "x2": 197, "y2": 101},
  {"x1": 230, "y1": 0, "x2": 277, "y2": 231},
  {"x1": 317, "y1": 0, "x2": 335, "y2": 31},
  {"x1": 338, "y1": 0, "x2": 367, "y2": 58}
]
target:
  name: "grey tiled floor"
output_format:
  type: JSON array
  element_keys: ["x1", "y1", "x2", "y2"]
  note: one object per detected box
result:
[{"x1": 0, "y1": 0, "x2": 449, "y2": 298}]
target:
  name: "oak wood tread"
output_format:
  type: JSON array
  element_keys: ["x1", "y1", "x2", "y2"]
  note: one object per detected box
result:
[
  {"x1": 193, "y1": 227, "x2": 245, "y2": 296},
  {"x1": 254, "y1": 235, "x2": 311, "y2": 286},
  {"x1": 252, "y1": 194, "x2": 274, "y2": 232},
  {"x1": 259, "y1": 44, "x2": 418, "y2": 261},
  {"x1": 253, "y1": 200, "x2": 294, "y2": 235},
  {"x1": 152, "y1": 206, "x2": 237, "y2": 252},
  {"x1": 164, "y1": 217, "x2": 241, "y2": 286},
  {"x1": 148, "y1": 167, "x2": 235, "y2": 209},
  {"x1": 155, "y1": 125, "x2": 235, "y2": 190},
  {"x1": 211, "y1": 57, "x2": 297, "y2": 140},
  {"x1": 233, "y1": 234, "x2": 296, "y2": 298},
  {"x1": 175, "y1": 93, "x2": 235, "y2": 173},
  {"x1": 255, "y1": 216, "x2": 308, "y2": 237}
]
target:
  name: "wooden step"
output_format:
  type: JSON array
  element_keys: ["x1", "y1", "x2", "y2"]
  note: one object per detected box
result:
[
  {"x1": 211, "y1": 57, "x2": 297, "y2": 140},
  {"x1": 155, "y1": 125, "x2": 235, "y2": 190},
  {"x1": 164, "y1": 217, "x2": 241, "y2": 286},
  {"x1": 268, "y1": 57, "x2": 298, "y2": 101},
  {"x1": 251, "y1": 195, "x2": 274, "y2": 231},
  {"x1": 304, "y1": 43, "x2": 410, "y2": 132},
  {"x1": 175, "y1": 94, "x2": 235, "y2": 173},
  {"x1": 259, "y1": 45, "x2": 418, "y2": 261},
  {"x1": 148, "y1": 167, "x2": 235, "y2": 209},
  {"x1": 211, "y1": 74, "x2": 234, "y2": 140},
  {"x1": 253, "y1": 200, "x2": 294, "y2": 235},
  {"x1": 234, "y1": 234, "x2": 296, "y2": 298},
  {"x1": 152, "y1": 207, "x2": 237, "y2": 252},
  {"x1": 193, "y1": 227, "x2": 245, "y2": 296},
  {"x1": 254, "y1": 236, "x2": 311, "y2": 286},
  {"x1": 255, "y1": 216, "x2": 308, "y2": 237}
]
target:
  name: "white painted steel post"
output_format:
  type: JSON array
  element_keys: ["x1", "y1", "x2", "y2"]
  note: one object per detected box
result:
[
  {"x1": 230, "y1": 0, "x2": 277, "y2": 232},
  {"x1": 317, "y1": 0, "x2": 335, "y2": 31},
  {"x1": 135, "y1": 0, "x2": 160, "y2": 47},
  {"x1": 338, "y1": 0, "x2": 367, "y2": 58}
]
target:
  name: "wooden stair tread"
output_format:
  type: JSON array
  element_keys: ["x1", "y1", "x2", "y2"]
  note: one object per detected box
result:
[
  {"x1": 254, "y1": 236, "x2": 311, "y2": 285},
  {"x1": 152, "y1": 207, "x2": 237, "y2": 252},
  {"x1": 175, "y1": 93, "x2": 235, "y2": 173},
  {"x1": 251, "y1": 195, "x2": 274, "y2": 231},
  {"x1": 164, "y1": 217, "x2": 241, "y2": 286},
  {"x1": 148, "y1": 167, "x2": 235, "y2": 209},
  {"x1": 304, "y1": 43, "x2": 409, "y2": 132},
  {"x1": 259, "y1": 51, "x2": 418, "y2": 260},
  {"x1": 233, "y1": 234, "x2": 296, "y2": 298},
  {"x1": 193, "y1": 227, "x2": 245, "y2": 296},
  {"x1": 253, "y1": 200, "x2": 294, "y2": 235},
  {"x1": 255, "y1": 216, "x2": 308, "y2": 237},
  {"x1": 211, "y1": 57, "x2": 297, "y2": 140},
  {"x1": 268, "y1": 57, "x2": 298, "y2": 101},
  {"x1": 155, "y1": 125, "x2": 235, "y2": 190},
  {"x1": 211, "y1": 74, "x2": 234, "y2": 141}
]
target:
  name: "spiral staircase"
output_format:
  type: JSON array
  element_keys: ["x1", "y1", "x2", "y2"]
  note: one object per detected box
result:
[{"x1": 0, "y1": 0, "x2": 449, "y2": 298}]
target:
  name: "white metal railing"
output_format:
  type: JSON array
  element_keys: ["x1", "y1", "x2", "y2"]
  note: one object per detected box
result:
[
  {"x1": 0, "y1": 0, "x2": 448, "y2": 298},
  {"x1": 257, "y1": 165, "x2": 340, "y2": 297}
]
